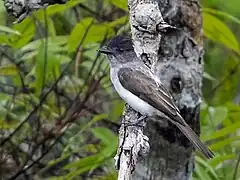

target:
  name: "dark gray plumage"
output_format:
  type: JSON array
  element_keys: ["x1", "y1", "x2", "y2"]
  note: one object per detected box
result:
[{"x1": 99, "y1": 35, "x2": 214, "y2": 159}]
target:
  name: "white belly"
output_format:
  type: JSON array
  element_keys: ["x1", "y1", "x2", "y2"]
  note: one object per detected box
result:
[{"x1": 110, "y1": 69, "x2": 155, "y2": 116}]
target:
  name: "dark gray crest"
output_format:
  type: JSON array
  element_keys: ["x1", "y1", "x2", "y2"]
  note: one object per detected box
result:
[
  {"x1": 99, "y1": 35, "x2": 137, "y2": 65},
  {"x1": 107, "y1": 35, "x2": 134, "y2": 52}
]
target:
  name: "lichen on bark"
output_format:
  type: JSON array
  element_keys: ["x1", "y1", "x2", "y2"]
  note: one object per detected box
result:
[{"x1": 119, "y1": 0, "x2": 204, "y2": 179}]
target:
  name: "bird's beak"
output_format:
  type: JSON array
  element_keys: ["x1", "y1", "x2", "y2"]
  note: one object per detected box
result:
[{"x1": 98, "y1": 47, "x2": 113, "y2": 54}]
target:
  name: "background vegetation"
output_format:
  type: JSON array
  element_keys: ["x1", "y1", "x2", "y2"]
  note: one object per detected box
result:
[{"x1": 0, "y1": 0, "x2": 239, "y2": 179}]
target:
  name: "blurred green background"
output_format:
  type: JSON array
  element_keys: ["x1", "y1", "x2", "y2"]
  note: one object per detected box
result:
[{"x1": 0, "y1": 0, "x2": 239, "y2": 179}]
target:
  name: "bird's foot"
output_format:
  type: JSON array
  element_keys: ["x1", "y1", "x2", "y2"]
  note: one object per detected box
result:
[{"x1": 138, "y1": 115, "x2": 147, "y2": 123}]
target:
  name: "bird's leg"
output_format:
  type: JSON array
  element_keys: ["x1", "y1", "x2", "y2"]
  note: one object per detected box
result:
[{"x1": 138, "y1": 115, "x2": 148, "y2": 123}]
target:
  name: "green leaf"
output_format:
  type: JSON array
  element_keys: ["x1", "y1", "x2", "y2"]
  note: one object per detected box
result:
[
  {"x1": 210, "y1": 136, "x2": 240, "y2": 150},
  {"x1": 0, "y1": 25, "x2": 21, "y2": 36},
  {"x1": 107, "y1": 16, "x2": 129, "y2": 28},
  {"x1": 203, "y1": 8, "x2": 240, "y2": 25},
  {"x1": 46, "y1": 0, "x2": 86, "y2": 15},
  {"x1": 203, "y1": 72, "x2": 216, "y2": 81},
  {"x1": 64, "y1": 154, "x2": 103, "y2": 170},
  {"x1": 208, "y1": 106, "x2": 228, "y2": 126},
  {"x1": 19, "y1": 36, "x2": 68, "y2": 60},
  {"x1": 0, "y1": 119, "x2": 18, "y2": 129},
  {"x1": 47, "y1": 177, "x2": 65, "y2": 180},
  {"x1": 91, "y1": 127, "x2": 118, "y2": 147},
  {"x1": 194, "y1": 163, "x2": 212, "y2": 180},
  {"x1": 108, "y1": 0, "x2": 128, "y2": 11},
  {"x1": 209, "y1": 154, "x2": 235, "y2": 168},
  {"x1": 203, "y1": 12, "x2": 239, "y2": 53},
  {"x1": 195, "y1": 156, "x2": 219, "y2": 180},
  {"x1": 108, "y1": 100, "x2": 125, "y2": 121},
  {"x1": 34, "y1": 44, "x2": 62, "y2": 92},
  {"x1": 20, "y1": 36, "x2": 68, "y2": 53},
  {"x1": 210, "y1": 57, "x2": 239, "y2": 104},
  {"x1": 64, "y1": 164, "x2": 97, "y2": 179},
  {"x1": 0, "y1": 65, "x2": 18, "y2": 75},
  {"x1": 33, "y1": 13, "x2": 56, "y2": 36},
  {"x1": 202, "y1": 121, "x2": 240, "y2": 141},
  {"x1": 10, "y1": 18, "x2": 36, "y2": 48},
  {"x1": 63, "y1": 142, "x2": 115, "y2": 179},
  {"x1": 79, "y1": 114, "x2": 108, "y2": 134},
  {"x1": 68, "y1": 18, "x2": 115, "y2": 52}
]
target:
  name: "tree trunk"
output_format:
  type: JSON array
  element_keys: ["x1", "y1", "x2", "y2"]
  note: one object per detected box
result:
[
  {"x1": 130, "y1": 0, "x2": 203, "y2": 179},
  {"x1": 3, "y1": 0, "x2": 204, "y2": 179}
]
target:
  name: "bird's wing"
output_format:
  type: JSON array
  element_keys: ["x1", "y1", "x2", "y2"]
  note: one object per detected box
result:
[
  {"x1": 118, "y1": 67, "x2": 183, "y2": 124},
  {"x1": 118, "y1": 67, "x2": 214, "y2": 159}
]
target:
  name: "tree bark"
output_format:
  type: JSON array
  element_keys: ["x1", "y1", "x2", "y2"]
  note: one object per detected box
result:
[
  {"x1": 3, "y1": 0, "x2": 66, "y2": 23},
  {"x1": 125, "y1": 0, "x2": 203, "y2": 179}
]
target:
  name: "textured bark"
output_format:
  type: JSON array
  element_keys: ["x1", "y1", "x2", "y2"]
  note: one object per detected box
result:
[
  {"x1": 121, "y1": 0, "x2": 203, "y2": 179},
  {"x1": 3, "y1": 0, "x2": 66, "y2": 23}
]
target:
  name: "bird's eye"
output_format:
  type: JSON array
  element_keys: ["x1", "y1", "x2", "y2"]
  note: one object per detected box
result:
[
  {"x1": 118, "y1": 48, "x2": 124, "y2": 52},
  {"x1": 171, "y1": 76, "x2": 183, "y2": 93}
]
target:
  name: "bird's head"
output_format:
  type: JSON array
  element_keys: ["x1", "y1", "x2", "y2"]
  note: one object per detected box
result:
[{"x1": 99, "y1": 35, "x2": 136, "y2": 65}]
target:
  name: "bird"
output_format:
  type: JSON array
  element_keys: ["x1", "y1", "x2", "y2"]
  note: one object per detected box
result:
[{"x1": 98, "y1": 35, "x2": 214, "y2": 159}]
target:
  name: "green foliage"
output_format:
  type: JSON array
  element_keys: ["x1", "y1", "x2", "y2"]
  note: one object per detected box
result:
[
  {"x1": 0, "y1": 64, "x2": 18, "y2": 75},
  {"x1": 68, "y1": 17, "x2": 114, "y2": 52},
  {"x1": 106, "y1": 0, "x2": 128, "y2": 11},
  {"x1": 203, "y1": 12, "x2": 239, "y2": 53},
  {"x1": 0, "y1": 25, "x2": 21, "y2": 35}
]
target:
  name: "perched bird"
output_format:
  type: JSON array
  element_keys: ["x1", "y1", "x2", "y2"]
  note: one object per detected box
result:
[{"x1": 99, "y1": 35, "x2": 214, "y2": 159}]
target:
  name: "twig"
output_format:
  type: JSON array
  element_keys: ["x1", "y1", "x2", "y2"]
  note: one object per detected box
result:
[
  {"x1": 232, "y1": 153, "x2": 240, "y2": 180},
  {"x1": 74, "y1": 47, "x2": 82, "y2": 77}
]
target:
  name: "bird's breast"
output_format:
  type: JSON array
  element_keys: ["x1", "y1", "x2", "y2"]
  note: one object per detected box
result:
[{"x1": 110, "y1": 69, "x2": 155, "y2": 116}]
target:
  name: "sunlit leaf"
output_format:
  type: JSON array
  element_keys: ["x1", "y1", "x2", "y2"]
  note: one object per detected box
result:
[
  {"x1": 108, "y1": 100, "x2": 124, "y2": 121},
  {"x1": 209, "y1": 154, "x2": 235, "y2": 168},
  {"x1": 202, "y1": 121, "x2": 240, "y2": 141},
  {"x1": 47, "y1": 177, "x2": 65, "y2": 180},
  {"x1": 68, "y1": 18, "x2": 114, "y2": 52},
  {"x1": 19, "y1": 36, "x2": 68, "y2": 61},
  {"x1": 34, "y1": 44, "x2": 62, "y2": 92},
  {"x1": 203, "y1": 12, "x2": 239, "y2": 53},
  {"x1": 210, "y1": 136, "x2": 240, "y2": 150},
  {"x1": 210, "y1": 57, "x2": 239, "y2": 104},
  {"x1": 0, "y1": 25, "x2": 21, "y2": 36},
  {"x1": 0, "y1": 119, "x2": 18, "y2": 129},
  {"x1": 47, "y1": 0, "x2": 86, "y2": 15},
  {"x1": 79, "y1": 114, "x2": 108, "y2": 134},
  {"x1": 107, "y1": 16, "x2": 129, "y2": 27},
  {"x1": 64, "y1": 154, "x2": 103, "y2": 170},
  {"x1": 203, "y1": 72, "x2": 216, "y2": 81},
  {"x1": 91, "y1": 127, "x2": 118, "y2": 147},
  {"x1": 11, "y1": 18, "x2": 36, "y2": 48},
  {"x1": 64, "y1": 164, "x2": 97, "y2": 179},
  {"x1": 0, "y1": 65, "x2": 18, "y2": 75},
  {"x1": 203, "y1": 8, "x2": 240, "y2": 25},
  {"x1": 207, "y1": 106, "x2": 228, "y2": 126},
  {"x1": 33, "y1": 13, "x2": 56, "y2": 36},
  {"x1": 195, "y1": 156, "x2": 219, "y2": 180},
  {"x1": 107, "y1": 0, "x2": 128, "y2": 11},
  {"x1": 20, "y1": 36, "x2": 68, "y2": 53},
  {"x1": 194, "y1": 163, "x2": 212, "y2": 180}
]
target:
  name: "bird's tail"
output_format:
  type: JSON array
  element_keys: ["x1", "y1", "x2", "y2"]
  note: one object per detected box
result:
[{"x1": 169, "y1": 117, "x2": 214, "y2": 159}]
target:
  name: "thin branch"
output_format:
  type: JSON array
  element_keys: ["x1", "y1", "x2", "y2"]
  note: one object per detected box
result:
[{"x1": 232, "y1": 153, "x2": 240, "y2": 180}]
